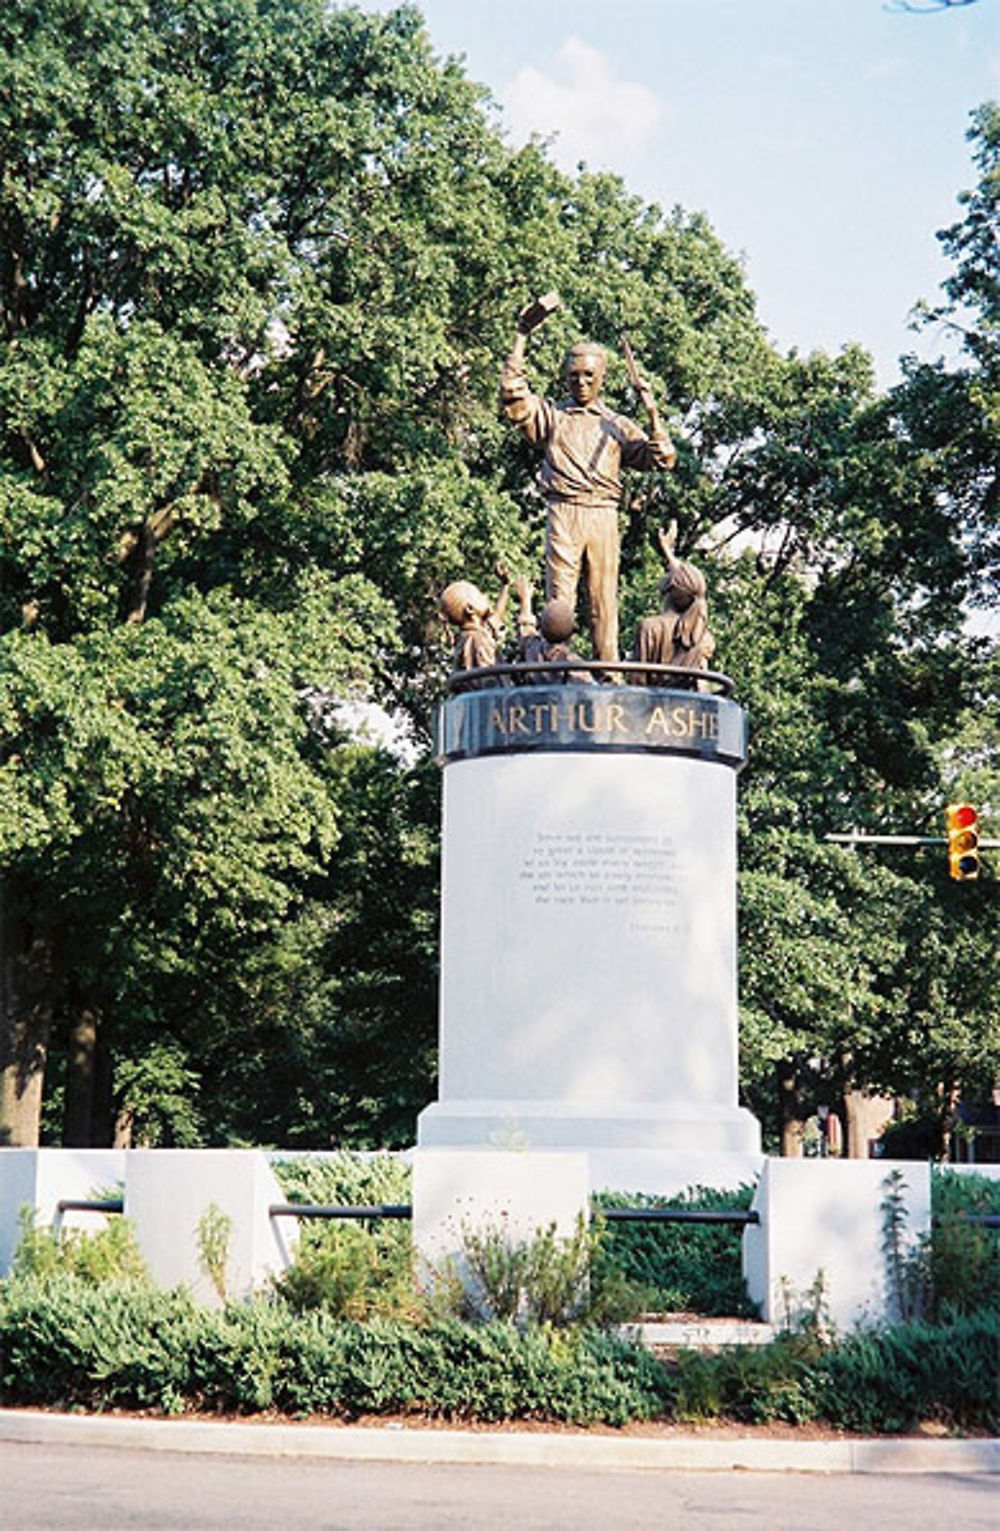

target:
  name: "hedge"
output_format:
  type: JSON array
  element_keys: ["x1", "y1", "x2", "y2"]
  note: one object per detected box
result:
[
  {"x1": 0, "y1": 1275, "x2": 673, "y2": 1424},
  {"x1": 1, "y1": 1275, "x2": 996, "y2": 1431}
]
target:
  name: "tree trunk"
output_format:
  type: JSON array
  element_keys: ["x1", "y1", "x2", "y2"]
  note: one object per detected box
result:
[
  {"x1": 90, "y1": 1031, "x2": 115, "y2": 1148},
  {"x1": 0, "y1": 909, "x2": 54, "y2": 1146},
  {"x1": 121, "y1": 521, "x2": 157, "y2": 624},
  {"x1": 61, "y1": 1004, "x2": 99, "y2": 1146},
  {"x1": 842, "y1": 1090, "x2": 895, "y2": 1159},
  {"x1": 112, "y1": 1108, "x2": 134, "y2": 1150},
  {"x1": 777, "y1": 1059, "x2": 806, "y2": 1157}
]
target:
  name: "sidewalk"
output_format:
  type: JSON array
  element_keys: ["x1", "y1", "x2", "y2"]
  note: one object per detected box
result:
[{"x1": 2, "y1": 1409, "x2": 998, "y2": 1475}]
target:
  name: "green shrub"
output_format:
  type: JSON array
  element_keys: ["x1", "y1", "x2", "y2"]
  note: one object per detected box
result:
[
  {"x1": 673, "y1": 1332, "x2": 825, "y2": 1424},
  {"x1": 270, "y1": 1153, "x2": 419, "y2": 1320},
  {"x1": 274, "y1": 1219, "x2": 421, "y2": 1322},
  {"x1": 451, "y1": 1214, "x2": 591, "y2": 1327},
  {"x1": 930, "y1": 1169, "x2": 1000, "y2": 1318},
  {"x1": 430, "y1": 1212, "x2": 651, "y2": 1329},
  {"x1": 1, "y1": 1275, "x2": 996, "y2": 1431},
  {"x1": 272, "y1": 1158, "x2": 651, "y2": 1327},
  {"x1": 271, "y1": 1152, "x2": 411, "y2": 1208},
  {"x1": 0, "y1": 1277, "x2": 674, "y2": 1425},
  {"x1": 272, "y1": 1318, "x2": 674, "y2": 1425},
  {"x1": 197, "y1": 1204, "x2": 234, "y2": 1303},
  {"x1": 12, "y1": 1205, "x2": 149, "y2": 1287},
  {"x1": 818, "y1": 1312, "x2": 1000, "y2": 1434},
  {"x1": 272, "y1": 1163, "x2": 756, "y2": 1322},
  {"x1": 881, "y1": 1169, "x2": 931, "y2": 1324},
  {"x1": 594, "y1": 1184, "x2": 757, "y2": 1316},
  {"x1": 880, "y1": 1168, "x2": 1000, "y2": 1325},
  {"x1": 190, "y1": 1300, "x2": 311, "y2": 1414},
  {"x1": 0, "y1": 1274, "x2": 199, "y2": 1413}
]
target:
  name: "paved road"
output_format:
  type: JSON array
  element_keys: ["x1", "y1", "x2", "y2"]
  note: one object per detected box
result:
[{"x1": 3, "y1": 1442, "x2": 998, "y2": 1530}]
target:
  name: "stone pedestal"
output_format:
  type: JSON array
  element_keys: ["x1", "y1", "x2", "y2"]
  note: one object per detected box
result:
[
  {"x1": 417, "y1": 684, "x2": 760, "y2": 1164},
  {"x1": 412, "y1": 1149, "x2": 590, "y2": 1296}
]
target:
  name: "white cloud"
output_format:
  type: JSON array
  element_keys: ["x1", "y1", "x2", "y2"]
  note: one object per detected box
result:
[{"x1": 500, "y1": 37, "x2": 666, "y2": 172}]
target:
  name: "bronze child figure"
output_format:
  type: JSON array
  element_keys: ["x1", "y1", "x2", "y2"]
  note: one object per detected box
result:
[
  {"x1": 631, "y1": 521, "x2": 716, "y2": 688},
  {"x1": 440, "y1": 569, "x2": 510, "y2": 687},
  {"x1": 512, "y1": 573, "x2": 593, "y2": 684}
]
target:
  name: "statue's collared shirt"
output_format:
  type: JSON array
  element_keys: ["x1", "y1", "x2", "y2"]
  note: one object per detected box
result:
[{"x1": 501, "y1": 353, "x2": 674, "y2": 509}]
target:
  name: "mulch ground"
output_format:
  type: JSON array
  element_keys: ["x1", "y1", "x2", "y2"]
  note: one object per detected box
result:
[{"x1": 22, "y1": 1407, "x2": 974, "y2": 1442}]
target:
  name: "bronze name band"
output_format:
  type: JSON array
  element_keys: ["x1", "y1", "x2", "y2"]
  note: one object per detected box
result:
[{"x1": 436, "y1": 683, "x2": 747, "y2": 769}]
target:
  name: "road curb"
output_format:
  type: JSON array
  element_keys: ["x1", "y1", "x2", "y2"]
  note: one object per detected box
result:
[{"x1": 2, "y1": 1410, "x2": 998, "y2": 1474}]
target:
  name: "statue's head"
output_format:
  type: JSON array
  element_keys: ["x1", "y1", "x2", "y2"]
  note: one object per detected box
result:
[
  {"x1": 539, "y1": 598, "x2": 576, "y2": 643},
  {"x1": 660, "y1": 559, "x2": 706, "y2": 612},
  {"x1": 440, "y1": 580, "x2": 489, "y2": 626},
  {"x1": 564, "y1": 343, "x2": 606, "y2": 407}
]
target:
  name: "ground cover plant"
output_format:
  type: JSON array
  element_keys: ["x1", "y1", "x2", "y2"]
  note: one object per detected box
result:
[
  {"x1": 1, "y1": 1268, "x2": 996, "y2": 1432},
  {"x1": 0, "y1": 1274, "x2": 675, "y2": 1425}
]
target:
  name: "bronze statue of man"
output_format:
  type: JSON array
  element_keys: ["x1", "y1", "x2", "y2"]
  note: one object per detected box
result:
[{"x1": 501, "y1": 294, "x2": 676, "y2": 663}]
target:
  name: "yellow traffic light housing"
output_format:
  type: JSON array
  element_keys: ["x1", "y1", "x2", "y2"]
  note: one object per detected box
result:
[{"x1": 946, "y1": 803, "x2": 979, "y2": 881}]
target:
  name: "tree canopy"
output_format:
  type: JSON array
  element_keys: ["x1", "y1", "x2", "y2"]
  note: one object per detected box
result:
[{"x1": 0, "y1": 1, "x2": 996, "y2": 1153}]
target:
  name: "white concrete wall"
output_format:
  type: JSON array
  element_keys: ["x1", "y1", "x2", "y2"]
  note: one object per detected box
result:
[
  {"x1": 0, "y1": 1148, "x2": 295, "y2": 1301},
  {"x1": 588, "y1": 1148, "x2": 763, "y2": 1197},
  {"x1": 742, "y1": 1158, "x2": 932, "y2": 1331},
  {"x1": 124, "y1": 1149, "x2": 296, "y2": 1305},
  {"x1": 0, "y1": 1149, "x2": 127, "y2": 1274},
  {"x1": 412, "y1": 1149, "x2": 590, "y2": 1309}
]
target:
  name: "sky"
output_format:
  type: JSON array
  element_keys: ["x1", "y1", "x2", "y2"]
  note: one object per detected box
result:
[{"x1": 377, "y1": 0, "x2": 999, "y2": 392}]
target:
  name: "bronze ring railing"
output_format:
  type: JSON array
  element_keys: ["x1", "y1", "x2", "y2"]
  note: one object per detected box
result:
[{"x1": 446, "y1": 659, "x2": 735, "y2": 697}]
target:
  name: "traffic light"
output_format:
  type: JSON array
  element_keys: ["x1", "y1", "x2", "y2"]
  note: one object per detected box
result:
[{"x1": 946, "y1": 802, "x2": 979, "y2": 881}]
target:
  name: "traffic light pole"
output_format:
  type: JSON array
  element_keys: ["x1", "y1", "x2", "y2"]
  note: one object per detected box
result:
[{"x1": 825, "y1": 833, "x2": 1000, "y2": 847}]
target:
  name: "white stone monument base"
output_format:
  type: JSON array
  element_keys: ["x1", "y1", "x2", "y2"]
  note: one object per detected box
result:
[
  {"x1": 425, "y1": 694, "x2": 762, "y2": 1170},
  {"x1": 418, "y1": 1099, "x2": 761, "y2": 1155},
  {"x1": 586, "y1": 1146, "x2": 764, "y2": 1197}
]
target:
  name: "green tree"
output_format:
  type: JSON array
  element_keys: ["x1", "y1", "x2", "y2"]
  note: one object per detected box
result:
[
  {"x1": 2, "y1": 0, "x2": 994, "y2": 1152},
  {"x1": 0, "y1": 0, "x2": 525, "y2": 1142},
  {"x1": 0, "y1": 0, "x2": 782, "y2": 1144}
]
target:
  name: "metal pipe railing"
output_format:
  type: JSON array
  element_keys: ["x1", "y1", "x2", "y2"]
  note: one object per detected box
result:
[
  {"x1": 268, "y1": 1202, "x2": 762, "y2": 1227},
  {"x1": 53, "y1": 1198, "x2": 1000, "y2": 1231},
  {"x1": 934, "y1": 1213, "x2": 1000, "y2": 1229},
  {"x1": 268, "y1": 1202, "x2": 1000, "y2": 1229},
  {"x1": 55, "y1": 1198, "x2": 124, "y2": 1215},
  {"x1": 600, "y1": 1207, "x2": 759, "y2": 1226},
  {"x1": 269, "y1": 1202, "x2": 411, "y2": 1221}
]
